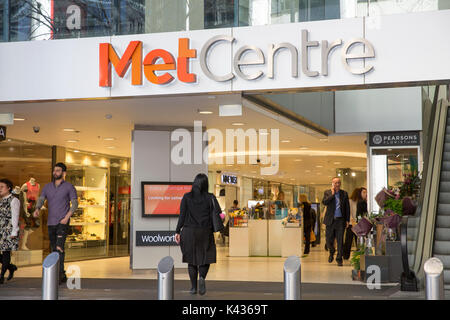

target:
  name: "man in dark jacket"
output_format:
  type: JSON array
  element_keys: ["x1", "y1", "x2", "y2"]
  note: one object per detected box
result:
[{"x1": 322, "y1": 177, "x2": 350, "y2": 266}]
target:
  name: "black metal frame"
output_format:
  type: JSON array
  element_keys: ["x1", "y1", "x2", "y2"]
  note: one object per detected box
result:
[{"x1": 400, "y1": 216, "x2": 418, "y2": 291}]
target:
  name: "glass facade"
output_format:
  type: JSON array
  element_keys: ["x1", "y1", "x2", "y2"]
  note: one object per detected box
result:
[{"x1": 1, "y1": 0, "x2": 448, "y2": 42}]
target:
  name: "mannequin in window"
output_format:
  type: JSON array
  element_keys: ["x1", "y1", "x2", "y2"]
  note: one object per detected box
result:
[{"x1": 20, "y1": 178, "x2": 41, "y2": 250}]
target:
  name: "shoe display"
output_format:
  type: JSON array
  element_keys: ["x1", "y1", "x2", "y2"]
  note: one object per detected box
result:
[
  {"x1": 198, "y1": 277, "x2": 206, "y2": 295},
  {"x1": 7, "y1": 264, "x2": 17, "y2": 281}
]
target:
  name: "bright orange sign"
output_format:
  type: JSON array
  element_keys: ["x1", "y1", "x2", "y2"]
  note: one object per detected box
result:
[{"x1": 99, "y1": 38, "x2": 197, "y2": 87}]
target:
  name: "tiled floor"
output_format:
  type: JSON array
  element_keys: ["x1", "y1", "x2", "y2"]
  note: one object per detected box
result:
[{"x1": 14, "y1": 245, "x2": 397, "y2": 286}]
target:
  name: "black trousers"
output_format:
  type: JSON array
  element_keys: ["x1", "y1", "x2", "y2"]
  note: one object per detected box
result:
[
  {"x1": 0, "y1": 251, "x2": 14, "y2": 278},
  {"x1": 303, "y1": 224, "x2": 312, "y2": 254},
  {"x1": 188, "y1": 264, "x2": 210, "y2": 289},
  {"x1": 326, "y1": 218, "x2": 345, "y2": 262},
  {"x1": 48, "y1": 223, "x2": 69, "y2": 276}
]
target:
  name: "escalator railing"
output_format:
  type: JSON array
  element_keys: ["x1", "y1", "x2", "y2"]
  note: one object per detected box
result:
[{"x1": 402, "y1": 97, "x2": 450, "y2": 289}]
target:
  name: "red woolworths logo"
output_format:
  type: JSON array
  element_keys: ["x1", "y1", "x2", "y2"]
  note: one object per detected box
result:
[{"x1": 99, "y1": 38, "x2": 196, "y2": 87}]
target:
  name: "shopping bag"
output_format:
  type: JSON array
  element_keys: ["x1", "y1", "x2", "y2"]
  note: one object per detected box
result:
[{"x1": 310, "y1": 230, "x2": 316, "y2": 242}]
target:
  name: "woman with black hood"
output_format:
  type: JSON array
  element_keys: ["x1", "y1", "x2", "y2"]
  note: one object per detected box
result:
[{"x1": 175, "y1": 173, "x2": 222, "y2": 296}]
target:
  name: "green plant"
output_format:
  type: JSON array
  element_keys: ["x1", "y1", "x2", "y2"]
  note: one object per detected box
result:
[
  {"x1": 350, "y1": 245, "x2": 366, "y2": 270},
  {"x1": 384, "y1": 198, "x2": 403, "y2": 216}
]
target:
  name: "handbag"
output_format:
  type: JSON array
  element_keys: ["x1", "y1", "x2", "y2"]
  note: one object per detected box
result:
[
  {"x1": 210, "y1": 195, "x2": 224, "y2": 233},
  {"x1": 310, "y1": 230, "x2": 316, "y2": 242}
]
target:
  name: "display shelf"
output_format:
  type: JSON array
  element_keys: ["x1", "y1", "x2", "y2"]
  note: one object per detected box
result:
[{"x1": 66, "y1": 166, "x2": 108, "y2": 245}]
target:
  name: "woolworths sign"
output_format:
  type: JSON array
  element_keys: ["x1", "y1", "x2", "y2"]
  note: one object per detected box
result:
[{"x1": 136, "y1": 231, "x2": 178, "y2": 246}]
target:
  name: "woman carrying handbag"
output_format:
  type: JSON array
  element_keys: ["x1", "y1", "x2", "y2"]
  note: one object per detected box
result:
[{"x1": 175, "y1": 173, "x2": 223, "y2": 296}]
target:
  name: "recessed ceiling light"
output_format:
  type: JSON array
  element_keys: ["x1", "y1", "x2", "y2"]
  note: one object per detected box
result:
[
  {"x1": 73, "y1": 150, "x2": 80, "y2": 153},
  {"x1": 91, "y1": 153, "x2": 97, "y2": 156},
  {"x1": 63, "y1": 128, "x2": 76, "y2": 132},
  {"x1": 305, "y1": 170, "x2": 311, "y2": 173},
  {"x1": 334, "y1": 162, "x2": 341, "y2": 165},
  {"x1": 319, "y1": 138, "x2": 329, "y2": 142},
  {"x1": 299, "y1": 146, "x2": 309, "y2": 150},
  {"x1": 231, "y1": 122, "x2": 245, "y2": 126},
  {"x1": 316, "y1": 165, "x2": 323, "y2": 168},
  {"x1": 66, "y1": 140, "x2": 79, "y2": 143},
  {"x1": 281, "y1": 140, "x2": 291, "y2": 143},
  {"x1": 294, "y1": 159, "x2": 302, "y2": 162},
  {"x1": 106, "y1": 146, "x2": 116, "y2": 149},
  {"x1": 226, "y1": 165, "x2": 233, "y2": 167},
  {"x1": 198, "y1": 110, "x2": 213, "y2": 115},
  {"x1": 259, "y1": 131, "x2": 269, "y2": 135},
  {"x1": 14, "y1": 117, "x2": 25, "y2": 121},
  {"x1": 103, "y1": 137, "x2": 116, "y2": 141}
]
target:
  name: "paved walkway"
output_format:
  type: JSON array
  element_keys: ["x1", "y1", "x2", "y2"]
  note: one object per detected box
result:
[{"x1": 0, "y1": 277, "x2": 405, "y2": 300}]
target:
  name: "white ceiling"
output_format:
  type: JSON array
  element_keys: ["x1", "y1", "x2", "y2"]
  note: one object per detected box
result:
[{"x1": 0, "y1": 93, "x2": 367, "y2": 185}]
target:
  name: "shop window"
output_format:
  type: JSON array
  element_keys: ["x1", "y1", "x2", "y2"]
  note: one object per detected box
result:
[{"x1": 0, "y1": 139, "x2": 53, "y2": 267}]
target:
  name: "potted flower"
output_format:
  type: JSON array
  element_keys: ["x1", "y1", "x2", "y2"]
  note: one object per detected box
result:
[{"x1": 351, "y1": 245, "x2": 366, "y2": 281}]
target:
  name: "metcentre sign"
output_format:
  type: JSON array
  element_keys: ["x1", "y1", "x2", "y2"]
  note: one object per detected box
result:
[{"x1": 99, "y1": 30, "x2": 375, "y2": 87}]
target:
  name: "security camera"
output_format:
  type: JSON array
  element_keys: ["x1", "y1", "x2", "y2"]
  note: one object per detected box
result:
[
  {"x1": 257, "y1": 159, "x2": 261, "y2": 163},
  {"x1": 216, "y1": 170, "x2": 222, "y2": 174},
  {"x1": 33, "y1": 126, "x2": 40, "y2": 133}
]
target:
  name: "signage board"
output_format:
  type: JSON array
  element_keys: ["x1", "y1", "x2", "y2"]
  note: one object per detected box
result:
[
  {"x1": 135, "y1": 231, "x2": 178, "y2": 246},
  {"x1": 369, "y1": 131, "x2": 420, "y2": 147}
]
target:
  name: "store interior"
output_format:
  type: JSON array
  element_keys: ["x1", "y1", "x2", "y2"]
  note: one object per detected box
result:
[{"x1": 0, "y1": 92, "x2": 419, "y2": 267}]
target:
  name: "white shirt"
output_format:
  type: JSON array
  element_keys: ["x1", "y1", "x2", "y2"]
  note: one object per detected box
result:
[{"x1": 4, "y1": 194, "x2": 20, "y2": 237}]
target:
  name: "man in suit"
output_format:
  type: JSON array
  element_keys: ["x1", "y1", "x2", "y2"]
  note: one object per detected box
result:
[{"x1": 322, "y1": 177, "x2": 350, "y2": 266}]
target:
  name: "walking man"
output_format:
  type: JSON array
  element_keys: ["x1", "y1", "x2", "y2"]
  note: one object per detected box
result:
[
  {"x1": 322, "y1": 177, "x2": 350, "y2": 267},
  {"x1": 33, "y1": 163, "x2": 78, "y2": 283}
]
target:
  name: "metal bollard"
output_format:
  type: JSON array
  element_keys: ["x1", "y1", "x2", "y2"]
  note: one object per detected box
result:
[
  {"x1": 284, "y1": 255, "x2": 301, "y2": 300},
  {"x1": 157, "y1": 256, "x2": 174, "y2": 300},
  {"x1": 424, "y1": 257, "x2": 445, "y2": 300},
  {"x1": 42, "y1": 252, "x2": 60, "y2": 300}
]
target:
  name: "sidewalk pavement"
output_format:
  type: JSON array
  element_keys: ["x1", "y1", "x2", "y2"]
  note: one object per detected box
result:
[{"x1": 0, "y1": 277, "x2": 423, "y2": 300}]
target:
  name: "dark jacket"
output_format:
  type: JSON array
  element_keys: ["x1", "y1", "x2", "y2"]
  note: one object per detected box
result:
[{"x1": 322, "y1": 189, "x2": 350, "y2": 226}]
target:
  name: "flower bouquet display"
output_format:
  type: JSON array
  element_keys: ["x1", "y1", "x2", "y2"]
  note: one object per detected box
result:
[{"x1": 229, "y1": 209, "x2": 248, "y2": 227}]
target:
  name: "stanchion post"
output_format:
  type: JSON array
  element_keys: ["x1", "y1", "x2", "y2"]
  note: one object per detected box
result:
[
  {"x1": 157, "y1": 256, "x2": 174, "y2": 300},
  {"x1": 424, "y1": 257, "x2": 445, "y2": 300},
  {"x1": 42, "y1": 252, "x2": 60, "y2": 300},
  {"x1": 284, "y1": 255, "x2": 301, "y2": 300}
]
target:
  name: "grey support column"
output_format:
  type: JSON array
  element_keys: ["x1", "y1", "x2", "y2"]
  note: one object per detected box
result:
[
  {"x1": 424, "y1": 257, "x2": 445, "y2": 300},
  {"x1": 42, "y1": 252, "x2": 60, "y2": 300},
  {"x1": 157, "y1": 256, "x2": 174, "y2": 300},
  {"x1": 284, "y1": 255, "x2": 301, "y2": 300}
]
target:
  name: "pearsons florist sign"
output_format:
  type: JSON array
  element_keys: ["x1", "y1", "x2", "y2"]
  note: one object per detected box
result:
[{"x1": 369, "y1": 131, "x2": 420, "y2": 147}]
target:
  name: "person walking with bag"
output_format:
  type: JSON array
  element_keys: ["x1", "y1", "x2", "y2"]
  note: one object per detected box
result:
[
  {"x1": 0, "y1": 178, "x2": 20, "y2": 283},
  {"x1": 322, "y1": 177, "x2": 350, "y2": 267},
  {"x1": 175, "y1": 173, "x2": 223, "y2": 295},
  {"x1": 299, "y1": 194, "x2": 315, "y2": 255}
]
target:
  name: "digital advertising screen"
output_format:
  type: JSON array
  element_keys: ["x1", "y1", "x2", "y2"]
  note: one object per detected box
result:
[{"x1": 141, "y1": 182, "x2": 192, "y2": 217}]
